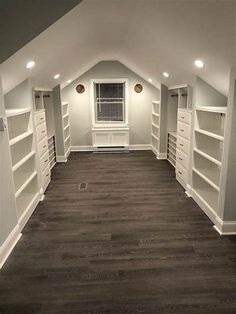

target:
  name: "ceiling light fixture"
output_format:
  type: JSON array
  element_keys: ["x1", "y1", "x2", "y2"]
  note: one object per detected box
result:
[
  {"x1": 148, "y1": 78, "x2": 152, "y2": 83},
  {"x1": 54, "y1": 74, "x2": 60, "y2": 79},
  {"x1": 26, "y1": 60, "x2": 35, "y2": 69},
  {"x1": 163, "y1": 72, "x2": 169, "y2": 78},
  {"x1": 194, "y1": 59, "x2": 204, "y2": 68}
]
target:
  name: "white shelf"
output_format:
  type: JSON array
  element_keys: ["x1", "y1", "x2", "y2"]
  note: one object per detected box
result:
[
  {"x1": 6, "y1": 108, "x2": 31, "y2": 117},
  {"x1": 168, "y1": 131, "x2": 177, "y2": 139},
  {"x1": 47, "y1": 133, "x2": 55, "y2": 141},
  {"x1": 168, "y1": 141, "x2": 176, "y2": 151},
  {"x1": 193, "y1": 167, "x2": 219, "y2": 191},
  {"x1": 152, "y1": 112, "x2": 160, "y2": 117},
  {"x1": 152, "y1": 101, "x2": 160, "y2": 105},
  {"x1": 15, "y1": 171, "x2": 37, "y2": 198},
  {"x1": 64, "y1": 124, "x2": 70, "y2": 131},
  {"x1": 64, "y1": 135, "x2": 70, "y2": 143},
  {"x1": 152, "y1": 123, "x2": 159, "y2": 129},
  {"x1": 194, "y1": 148, "x2": 222, "y2": 167},
  {"x1": 63, "y1": 113, "x2": 69, "y2": 119},
  {"x1": 167, "y1": 156, "x2": 176, "y2": 168},
  {"x1": 195, "y1": 128, "x2": 224, "y2": 141},
  {"x1": 12, "y1": 151, "x2": 35, "y2": 172},
  {"x1": 196, "y1": 106, "x2": 227, "y2": 114},
  {"x1": 62, "y1": 102, "x2": 68, "y2": 106},
  {"x1": 9, "y1": 131, "x2": 33, "y2": 146},
  {"x1": 151, "y1": 134, "x2": 159, "y2": 141}
]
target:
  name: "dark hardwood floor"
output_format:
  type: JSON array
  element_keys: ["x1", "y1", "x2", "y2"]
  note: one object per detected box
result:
[{"x1": 1, "y1": 151, "x2": 236, "y2": 314}]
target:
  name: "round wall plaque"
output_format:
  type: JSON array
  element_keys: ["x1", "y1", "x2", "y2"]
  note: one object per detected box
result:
[
  {"x1": 76, "y1": 84, "x2": 85, "y2": 93},
  {"x1": 134, "y1": 83, "x2": 143, "y2": 93}
]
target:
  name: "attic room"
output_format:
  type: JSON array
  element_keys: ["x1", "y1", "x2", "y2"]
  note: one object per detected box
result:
[{"x1": 0, "y1": 0, "x2": 236, "y2": 313}]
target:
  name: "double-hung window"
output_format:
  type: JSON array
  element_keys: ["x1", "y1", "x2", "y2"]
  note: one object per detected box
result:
[{"x1": 94, "y1": 82, "x2": 125, "y2": 123}]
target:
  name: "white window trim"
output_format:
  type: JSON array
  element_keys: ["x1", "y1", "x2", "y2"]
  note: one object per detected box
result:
[{"x1": 90, "y1": 78, "x2": 129, "y2": 128}]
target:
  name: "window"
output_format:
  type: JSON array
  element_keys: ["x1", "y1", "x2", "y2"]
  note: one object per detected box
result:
[{"x1": 94, "y1": 82, "x2": 125, "y2": 123}]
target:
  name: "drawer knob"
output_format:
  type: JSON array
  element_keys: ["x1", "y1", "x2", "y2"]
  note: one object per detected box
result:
[
  {"x1": 181, "y1": 116, "x2": 185, "y2": 119},
  {"x1": 43, "y1": 145, "x2": 47, "y2": 148},
  {"x1": 44, "y1": 159, "x2": 48, "y2": 163},
  {"x1": 178, "y1": 171, "x2": 182, "y2": 175},
  {"x1": 46, "y1": 173, "x2": 49, "y2": 177},
  {"x1": 180, "y1": 129, "x2": 184, "y2": 132},
  {"x1": 179, "y1": 157, "x2": 183, "y2": 161},
  {"x1": 41, "y1": 130, "x2": 46, "y2": 134},
  {"x1": 40, "y1": 117, "x2": 44, "y2": 120},
  {"x1": 180, "y1": 144, "x2": 183, "y2": 147}
]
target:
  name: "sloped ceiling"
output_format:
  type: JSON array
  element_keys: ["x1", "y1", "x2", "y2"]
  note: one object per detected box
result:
[
  {"x1": 0, "y1": 0, "x2": 235, "y2": 95},
  {"x1": 0, "y1": 0, "x2": 83, "y2": 63}
]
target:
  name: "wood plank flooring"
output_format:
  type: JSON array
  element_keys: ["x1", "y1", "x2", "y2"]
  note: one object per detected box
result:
[{"x1": 1, "y1": 151, "x2": 236, "y2": 314}]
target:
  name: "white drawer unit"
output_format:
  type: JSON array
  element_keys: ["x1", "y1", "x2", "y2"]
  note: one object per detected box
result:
[
  {"x1": 42, "y1": 164, "x2": 50, "y2": 193},
  {"x1": 176, "y1": 163, "x2": 187, "y2": 184},
  {"x1": 34, "y1": 110, "x2": 51, "y2": 193},
  {"x1": 175, "y1": 109, "x2": 192, "y2": 190},
  {"x1": 176, "y1": 148, "x2": 188, "y2": 169},
  {"x1": 38, "y1": 136, "x2": 48, "y2": 157},
  {"x1": 40, "y1": 150, "x2": 50, "y2": 172},
  {"x1": 36, "y1": 122, "x2": 47, "y2": 142},
  {"x1": 178, "y1": 110, "x2": 191, "y2": 124},
  {"x1": 34, "y1": 111, "x2": 46, "y2": 125},
  {"x1": 176, "y1": 136, "x2": 190, "y2": 155},
  {"x1": 177, "y1": 121, "x2": 191, "y2": 140}
]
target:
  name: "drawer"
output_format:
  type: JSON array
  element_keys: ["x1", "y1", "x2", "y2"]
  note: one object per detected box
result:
[
  {"x1": 38, "y1": 136, "x2": 48, "y2": 157},
  {"x1": 177, "y1": 136, "x2": 190, "y2": 155},
  {"x1": 177, "y1": 121, "x2": 191, "y2": 140},
  {"x1": 40, "y1": 150, "x2": 50, "y2": 172},
  {"x1": 42, "y1": 164, "x2": 50, "y2": 191},
  {"x1": 34, "y1": 111, "x2": 45, "y2": 126},
  {"x1": 176, "y1": 163, "x2": 187, "y2": 183},
  {"x1": 36, "y1": 122, "x2": 47, "y2": 142},
  {"x1": 178, "y1": 110, "x2": 191, "y2": 124},
  {"x1": 176, "y1": 148, "x2": 188, "y2": 169}
]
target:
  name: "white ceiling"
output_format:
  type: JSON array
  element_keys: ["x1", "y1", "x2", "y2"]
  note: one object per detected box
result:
[{"x1": 0, "y1": 0, "x2": 235, "y2": 95}]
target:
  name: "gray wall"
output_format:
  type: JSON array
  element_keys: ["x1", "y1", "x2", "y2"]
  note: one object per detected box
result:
[
  {"x1": 195, "y1": 77, "x2": 227, "y2": 107},
  {"x1": 62, "y1": 61, "x2": 160, "y2": 147}
]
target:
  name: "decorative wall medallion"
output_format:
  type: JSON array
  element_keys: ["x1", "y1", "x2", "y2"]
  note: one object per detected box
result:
[
  {"x1": 76, "y1": 84, "x2": 85, "y2": 93},
  {"x1": 134, "y1": 83, "x2": 143, "y2": 93}
]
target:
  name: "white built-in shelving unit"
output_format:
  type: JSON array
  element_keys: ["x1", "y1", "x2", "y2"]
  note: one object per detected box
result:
[
  {"x1": 48, "y1": 135, "x2": 56, "y2": 169},
  {"x1": 6, "y1": 107, "x2": 40, "y2": 226},
  {"x1": 62, "y1": 102, "x2": 71, "y2": 157},
  {"x1": 151, "y1": 101, "x2": 160, "y2": 155},
  {"x1": 192, "y1": 106, "x2": 226, "y2": 215},
  {"x1": 167, "y1": 131, "x2": 177, "y2": 167}
]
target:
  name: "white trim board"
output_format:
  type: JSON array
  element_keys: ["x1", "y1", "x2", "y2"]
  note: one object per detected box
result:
[
  {"x1": 214, "y1": 217, "x2": 236, "y2": 235},
  {"x1": 56, "y1": 155, "x2": 67, "y2": 162},
  {"x1": 0, "y1": 225, "x2": 22, "y2": 269},
  {"x1": 71, "y1": 145, "x2": 151, "y2": 152},
  {"x1": 156, "y1": 152, "x2": 167, "y2": 160}
]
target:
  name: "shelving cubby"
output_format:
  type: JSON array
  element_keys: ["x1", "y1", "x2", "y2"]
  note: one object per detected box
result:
[
  {"x1": 6, "y1": 107, "x2": 40, "y2": 223},
  {"x1": 151, "y1": 101, "x2": 160, "y2": 155},
  {"x1": 192, "y1": 80, "x2": 227, "y2": 218}
]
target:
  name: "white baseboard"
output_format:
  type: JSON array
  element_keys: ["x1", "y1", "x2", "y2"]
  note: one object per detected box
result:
[
  {"x1": 56, "y1": 155, "x2": 67, "y2": 162},
  {"x1": 71, "y1": 145, "x2": 93, "y2": 152},
  {"x1": 129, "y1": 144, "x2": 151, "y2": 151},
  {"x1": 18, "y1": 193, "x2": 40, "y2": 233},
  {"x1": 185, "y1": 184, "x2": 192, "y2": 197},
  {"x1": 214, "y1": 217, "x2": 236, "y2": 235},
  {"x1": 191, "y1": 189, "x2": 217, "y2": 225},
  {"x1": 71, "y1": 145, "x2": 152, "y2": 152},
  {"x1": 0, "y1": 225, "x2": 22, "y2": 269},
  {"x1": 156, "y1": 152, "x2": 167, "y2": 160}
]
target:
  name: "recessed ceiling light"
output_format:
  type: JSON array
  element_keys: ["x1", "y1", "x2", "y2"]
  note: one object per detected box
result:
[
  {"x1": 67, "y1": 79, "x2": 72, "y2": 84},
  {"x1": 26, "y1": 60, "x2": 35, "y2": 69},
  {"x1": 148, "y1": 78, "x2": 152, "y2": 83},
  {"x1": 54, "y1": 74, "x2": 60, "y2": 79},
  {"x1": 194, "y1": 59, "x2": 204, "y2": 68},
  {"x1": 163, "y1": 72, "x2": 169, "y2": 78}
]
